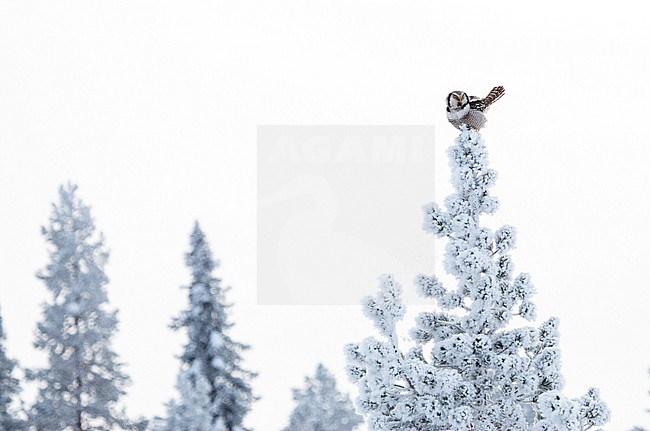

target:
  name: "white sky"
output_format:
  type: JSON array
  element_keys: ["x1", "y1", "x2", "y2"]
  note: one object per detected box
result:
[{"x1": 1, "y1": 1, "x2": 650, "y2": 430}]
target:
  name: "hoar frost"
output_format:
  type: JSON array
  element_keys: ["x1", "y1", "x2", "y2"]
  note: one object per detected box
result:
[{"x1": 345, "y1": 130, "x2": 609, "y2": 431}]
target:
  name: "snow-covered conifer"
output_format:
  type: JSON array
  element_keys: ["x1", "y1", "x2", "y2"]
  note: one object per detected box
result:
[
  {"x1": 0, "y1": 307, "x2": 22, "y2": 431},
  {"x1": 28, "y1": 183, "x2": 131, "y2": 431},
  {"x1": 345, "y1": 130, "x2": 610, "y2": 431},
  {"x1": 284, "y1": 364, "x2": 362, "y2": 431},
  {"x1": 169, "y1": 222, "x2": 255, "y2": 431}
]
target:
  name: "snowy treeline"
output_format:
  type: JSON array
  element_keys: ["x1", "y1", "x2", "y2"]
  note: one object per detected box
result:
[
  {"x1": 0, "y1": 184, "x2": 260, "y2": 431},
  {"x1": 345, "y1": 129, "x2": 611, "y2": 431}
]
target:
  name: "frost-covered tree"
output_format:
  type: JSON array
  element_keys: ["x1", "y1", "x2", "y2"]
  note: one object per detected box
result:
[
  {"x1": 28, "y1": 183, "x2": 131, "y2": 431},
  {"x1": 284, "y1": 364, "x2": 363, "y2": 431},
  {"x1": 345, "y1": 129, "x2": 610, "y2": 431},
  {"x1": 169, "y1": 222, "x2": 256, "y2": 431},
  {"x1": 0, "y1": 307, "x2": 22, "y2": 431}
]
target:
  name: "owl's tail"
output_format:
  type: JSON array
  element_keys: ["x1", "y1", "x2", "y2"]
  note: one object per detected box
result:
[{"x1": 483, "y1": 86, "x2": 505, "y2": 106}]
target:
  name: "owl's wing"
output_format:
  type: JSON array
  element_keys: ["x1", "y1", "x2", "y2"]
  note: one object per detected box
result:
[{"x1": 469, "y1": 96, "x2": 487, "y2": 112}]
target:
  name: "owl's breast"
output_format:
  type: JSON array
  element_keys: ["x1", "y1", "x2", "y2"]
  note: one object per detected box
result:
[
  {"x1": 465, "y1": 110, "x2": 487, "y2": 129},
  {"x1": 447, "y1": 109, "x2": 487, "y2": 130}
]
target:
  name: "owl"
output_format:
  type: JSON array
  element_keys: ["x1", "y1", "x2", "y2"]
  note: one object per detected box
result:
[{"x1": 446, "y1": 86, "x2": 505, "y2": 130}]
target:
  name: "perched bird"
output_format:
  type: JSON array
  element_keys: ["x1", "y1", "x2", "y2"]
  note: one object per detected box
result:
[{"x1": 446, "y1": 86, "x2": 505, "y2": 130}]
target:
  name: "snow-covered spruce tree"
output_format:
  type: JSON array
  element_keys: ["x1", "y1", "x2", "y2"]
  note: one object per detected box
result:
[
  {"x1": 284, "y1": 364, "x2": 363, "y2": 431},
  {"x1": 0, "y1": 307, "x2": 22, "y2": 431},
  {"x1": 345, "y1": 129, "x2": 610, "y2": 431},
  {"x1": 168, "y1": 222, "x2": 256, "y2": 431},
  {"x1": 28, "y1": 183, "x2": 131, "y2": 431}
]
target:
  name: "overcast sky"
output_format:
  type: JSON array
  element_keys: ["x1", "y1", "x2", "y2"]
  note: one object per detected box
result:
[{"x1": 1, "y1": 2, "x2": 650, "y2": 430}]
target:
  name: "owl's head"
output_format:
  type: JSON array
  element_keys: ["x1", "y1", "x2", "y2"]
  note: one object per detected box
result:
[{"x1": 446, "y1": 91, "x2": 469, "y2": 112}]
